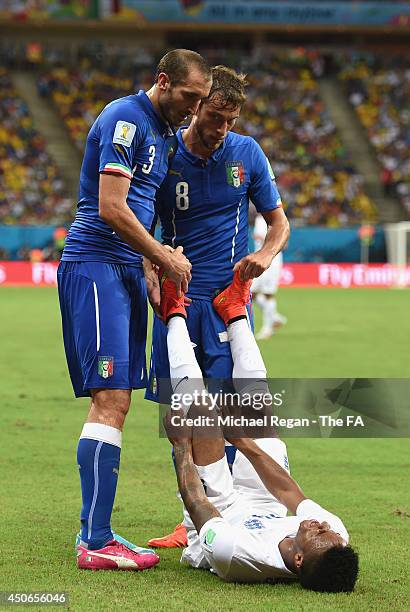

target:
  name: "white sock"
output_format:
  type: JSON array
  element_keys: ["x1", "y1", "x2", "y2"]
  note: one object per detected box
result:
[
  {"x1": 255, "y1": 293, "x2": 267, "y2": 310},
  {"x1": 262, "y1": 298, "x2": 277, "y2": 331},
  {"x1": 80, "y1": 422, "x2": 122, "y2": 447},
  {"x1": 167, "y1": 317, "x2": 206, "y2": 413},
  {"x1": 227, "y1": 319, "x2": 269, "y2": 396}
]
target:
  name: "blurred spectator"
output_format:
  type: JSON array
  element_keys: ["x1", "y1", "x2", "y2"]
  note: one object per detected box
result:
[
  {"x1": 0, "y1": 246, "x2": 10, "y2": 260},
  {"x1": 15, "y1": 240, "x2": 63, "y2": 262},
  {"x1": 29, "y1": 248, "x2": 44, "y2": 263},
  {"x1": 26, "y1": 42, "x2": 43, "y2": 67},
  {"x1": 53, "y1": 226, "x2": 67, "y2": 253},
  {"x1": 17, "y1": 244, "x2": 31, "y2": 261}
]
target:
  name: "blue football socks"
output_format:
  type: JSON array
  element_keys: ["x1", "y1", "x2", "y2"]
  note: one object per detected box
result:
[{"x1": 77, "y1": 423, "x2": 122, "y2": 550}]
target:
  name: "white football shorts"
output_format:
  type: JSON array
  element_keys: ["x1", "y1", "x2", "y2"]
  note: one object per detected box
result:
[{"x1": 251, "y1": 252, "x2": 283, "y2": 295}]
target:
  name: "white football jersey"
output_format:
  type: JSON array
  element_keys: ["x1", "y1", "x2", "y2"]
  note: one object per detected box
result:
[
  {"x1": 253, "y1": 213, "x2": 268, "y2": 252},
  {"x1": 251, "y1": 213, "x2": 283, "y2": 294},
  {"x1": 199, "y1": 499, "x2": 349, "y2": 583}
]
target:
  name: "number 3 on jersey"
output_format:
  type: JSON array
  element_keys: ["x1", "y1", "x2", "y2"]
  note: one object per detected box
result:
[
  {"x1": 142, "y1": 145, "x2": 156, "y2": 174},
  {"x1": 176, "y1": 181, "x2": 189, "y2": 210}
]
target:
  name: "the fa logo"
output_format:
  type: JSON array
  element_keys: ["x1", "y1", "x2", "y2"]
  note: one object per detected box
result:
[{"x1": 244, "y1": 517, "x2": 264, "y2": 530}]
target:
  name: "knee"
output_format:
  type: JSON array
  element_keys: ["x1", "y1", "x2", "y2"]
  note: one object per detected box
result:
[{"x1": 90, "y1": 389, "x2": 131, "y2": 427}]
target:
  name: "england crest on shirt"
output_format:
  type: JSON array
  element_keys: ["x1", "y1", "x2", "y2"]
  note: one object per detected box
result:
[
  {"x1": 244, "y1": 517, "x2": 264, "y2": 530},
  {"x1": 226, "y1": 161, "x2": 245, "y2": 188}
]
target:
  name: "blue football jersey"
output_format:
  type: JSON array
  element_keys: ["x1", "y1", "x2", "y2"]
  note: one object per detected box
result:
[
  {"x1": 63, "y1": 91, "x2": 175, "y2": 264},
  {"x1": 156, "y1": 129, "x2": 282, "y2": 298}
]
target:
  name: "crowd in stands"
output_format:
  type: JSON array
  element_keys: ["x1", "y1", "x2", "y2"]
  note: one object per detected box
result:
[
  {"x1": 339, "y1": 53, "x2": 410, "y2": 215},
  {"x1": 0, "y1": 67, "x2": 72, "y2": 225},
  {"x1": 38, "y1": 59, "x2": 153, "y2": 149},
  {"x1": 38, "y1": 46, "x2": 376, "y2": 227},
  {"x1": 236, "y1": 48, "x2": 376, "y2": 226},
  {"x1": 4, "y1": 43, "x2": 408, "y2": 245}
]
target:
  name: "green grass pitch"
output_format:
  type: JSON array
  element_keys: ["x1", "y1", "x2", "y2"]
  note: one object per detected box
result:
[{"x1": 1, "y1": 287, "x2": 409, "y2": 611}]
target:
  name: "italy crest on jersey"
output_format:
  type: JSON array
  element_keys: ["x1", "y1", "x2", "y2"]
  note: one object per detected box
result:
[
  {"x1": 98, "y1": 356, "x2": 114, "y2": 378},
  {"x1": 226, "y1": 161, "x2": 245, "y2": 188}
]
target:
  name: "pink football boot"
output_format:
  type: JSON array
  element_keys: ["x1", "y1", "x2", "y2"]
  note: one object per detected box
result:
[{"x1": 77, "y1": 539, "x2": 160, "y2": 571}]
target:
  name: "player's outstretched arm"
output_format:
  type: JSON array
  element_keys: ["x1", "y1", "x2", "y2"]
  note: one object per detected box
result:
[
  {"x1": 235, "y1": 208, "x2": 290, "y2": 280},
  {"x1": 226, "y1": 437, "x2": 306, "y2": 515},
  {"x1": 173, "y1": 441, "x2": 221, "y2": 532},
  {"x1": 99, "y1": 173, "x2": 191, "y2": 294},
  {"x1": 165, "y1": 411, "x2": 221, "y2": 533}
]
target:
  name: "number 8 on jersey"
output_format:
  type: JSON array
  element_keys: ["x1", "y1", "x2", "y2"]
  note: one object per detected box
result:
[{"x1": 176, "y1": 181, "x2": 189, "y2": 210}]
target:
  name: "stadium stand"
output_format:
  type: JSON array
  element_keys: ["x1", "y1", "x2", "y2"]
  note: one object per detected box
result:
[
  {"x1": 236, "y1": 49, "x2": 377, "y2": 226},
  {"x1": 0, "y1": 67, "x2": 72, "y2": 225},
  {"x1": 39, "y1": 47, "x2": 377, "y2": 227},
  {"x1": 339, "y1": 53, "x2": 410, "y2": 216},
  {"x1": 38, "y1": 53, "x2": 153, "y2": 149},
  {"x1": 4, "y1": 42, "x2": 407, "y2": 231}
]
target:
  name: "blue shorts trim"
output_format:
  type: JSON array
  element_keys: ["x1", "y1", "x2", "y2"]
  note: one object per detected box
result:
[{"x1": 58, "y1": 261, "x2": 148, "y2": 398}]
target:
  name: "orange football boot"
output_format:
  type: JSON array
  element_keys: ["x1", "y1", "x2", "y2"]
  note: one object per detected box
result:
[
  {"x1": 147, "y1": 523, "x2": 187, "y2": 549},
  {"x1": 212, "y1": 270, "x2": 252, "y2": 325},
  {"x1": 158, "y1": 269, "x2": 187, "y2": 323}
]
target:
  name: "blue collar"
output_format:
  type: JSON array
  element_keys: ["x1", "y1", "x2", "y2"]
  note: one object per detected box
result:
[
  {"x1": 177, "y1": 128, "x2": 227, "y2": 166},
  {"x1": 136, "y1": 90, "x2": 170, "y2": 136}
]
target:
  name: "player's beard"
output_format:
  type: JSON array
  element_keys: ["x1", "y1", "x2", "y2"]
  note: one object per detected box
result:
[
  {"x1": 195, "y1": 123, "x2": 222, "y2": 153},
  {"x1": 158, "y1": 100, "x2": 174, "y2": 128},
  {"x1": 158, "y1": 96, "x2": 179, "y2": 131},
  {"x1": 159, "y1": 90, "x2": 190, "y2": 130}
]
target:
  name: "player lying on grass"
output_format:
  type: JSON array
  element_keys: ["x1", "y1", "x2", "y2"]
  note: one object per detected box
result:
[
  {"x1": 164, "y1": 407, "x2": 359, "y2": 591},
  {"x1": 154, "y1": 268, "x2": 358, "y2": 590}
]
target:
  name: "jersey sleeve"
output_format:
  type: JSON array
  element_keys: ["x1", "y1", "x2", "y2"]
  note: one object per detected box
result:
[
  {"x1": 199, "y1": 517, "x2": 235, "y2": 579},
  {"x1": 296, "y1": 499, "x2": 349, "y2": 543},
  {"x1": 98, "y1": 102, "x2": 145, "y2": 180},
  {"x1": 249, "y1": 138, "x2": 283, "y2": 213}
]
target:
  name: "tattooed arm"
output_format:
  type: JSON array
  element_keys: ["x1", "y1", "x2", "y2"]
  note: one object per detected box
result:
[{"x1": 173, "y1": 440, "x2": 221, "y2": 533}]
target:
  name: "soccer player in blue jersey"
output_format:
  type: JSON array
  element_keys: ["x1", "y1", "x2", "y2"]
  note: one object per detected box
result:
[
  {"x1": 145, "y1": 66, "x2": 290, "y2": 548},
  {"x1": 57, "y1": 49, "x2": 212, "y2": 571}
]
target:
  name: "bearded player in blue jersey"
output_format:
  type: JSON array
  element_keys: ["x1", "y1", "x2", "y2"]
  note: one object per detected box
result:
[
  {"x1": 145, "y1": 66, "x2": 290, "y2": 548},
  {"x1": 57, "y1": 49, "x2": 212, "y2": 571}
]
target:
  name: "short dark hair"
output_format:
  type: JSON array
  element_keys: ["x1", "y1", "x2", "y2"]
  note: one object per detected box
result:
[
  {"x1": 208, "y1": 65, "x2": 248, "y2": 109},
  {"x1": 155, "y1": 49, "x2": 211, "y2": 85},
  {"x1": 300, "y1": 545, "x2": 359, "y2": 593}
]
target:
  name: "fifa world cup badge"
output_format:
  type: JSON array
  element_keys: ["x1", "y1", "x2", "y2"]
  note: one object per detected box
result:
[
  {"x1": 226, "y1": 161, "x2": 245, "y2": 188},
  {"x1": 98, "y1": 356, "x2": 114, "y2": 378}
]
